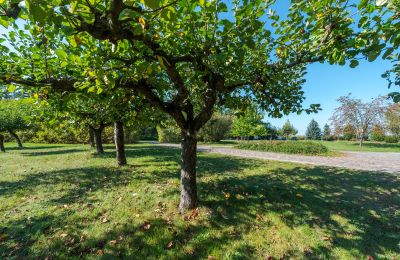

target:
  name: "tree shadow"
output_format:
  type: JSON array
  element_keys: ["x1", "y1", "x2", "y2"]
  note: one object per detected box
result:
[
  {"x1": 4, "y1": 145, "x2": 67, "y2": 151},
  {"x1": 20, "y1": 149, "x2": 86, "y2": 156},
  {"x1": 346, "y1": 142, "x2": 400, "y2": 150},
  {"x1": 1, "y1": 145, "x2": 399, "y2": 259}
]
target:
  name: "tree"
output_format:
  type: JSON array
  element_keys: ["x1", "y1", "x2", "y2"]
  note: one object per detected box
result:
[
  {"x1": 305, "y1": 119, "x2": 322, "y2": 140},
  {"x1": 330, "y1": 95, "x2": 387, "y2": 146},
  {"x1": 281, "y1": 120, "x2": 297, "y2": 140},
  {"x1": 198, "y1": 112, "x2": 232, "y2": 142},
  {"x1": 323, "y1": 124, "x2": 332, "y2": 140},
  {"x1": 0, "y1": 0, "x2": 397, "y2": 211},
  {"x1": 231, "y1": 106, "x2": 267, "y2": 140},
  {"x1": 0, "y1": 98, "x2": 34, "y2": 149},
  {"x1": 370, "y1": 125, "x2": 386, "y2": 141},
  {"x1": 385, "y1": 104, "x2": 400, "y2": 137}
]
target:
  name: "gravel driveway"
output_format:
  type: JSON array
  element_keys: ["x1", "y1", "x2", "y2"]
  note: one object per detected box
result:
[{"x1": 157, "y1": 143, "x2": 400, "y2": 173}]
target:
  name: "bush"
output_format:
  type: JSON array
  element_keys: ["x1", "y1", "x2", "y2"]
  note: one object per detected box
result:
[
  {"x1": 236, "y1": 141, "x2": 329, "y2": 155},
  {"x1": 384, "y1": 136, "x2": 399, "y2": 143},
  {"x1": 156, "y1": 124, "x2": 181, "y2": 143},
  {"x1": 370, "y1": 125, "x2": 385, "y2": 142},
  {"x1": 198, "y1": 114, "x2": 232, "y2": 142},
  {"x1": 324, "y1": 135, "x2": 336, "y2": 141}
]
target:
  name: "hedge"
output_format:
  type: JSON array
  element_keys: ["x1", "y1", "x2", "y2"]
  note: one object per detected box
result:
[{"x1": 236, "y1": 141, "x2": 329, "y2": 155}]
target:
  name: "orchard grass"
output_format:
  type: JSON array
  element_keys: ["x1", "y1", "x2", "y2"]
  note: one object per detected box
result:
[{"x1": 0, "y1": 143, "x2": 399, "y2": 259}]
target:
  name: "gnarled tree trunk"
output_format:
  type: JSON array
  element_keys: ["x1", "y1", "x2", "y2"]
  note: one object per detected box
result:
[
  {"x1": 179, "y1": 128, "x2": 198, "y2": 212},
  {"x1": 8, "y1": 130, "x2": 22, "y2": 149},
  {"x1": 89, "y1": 127, "x2": 95, "y2": 148},
  {"x1": 114, "y1": 121, "x2": 127, "y2": 166},
  {"x1": 0, "y1": 134, "x2": 5, "y2": 152}
]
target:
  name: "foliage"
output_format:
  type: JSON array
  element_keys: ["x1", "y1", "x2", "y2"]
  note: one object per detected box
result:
[
  {"x1": 156, "y1": 122, "x2": 181, "y2": 143},
  {"x1": 0, "y1": 98, "x2": 35, "y2": 133},
  {"x1": 330, "y1": 95, "x2": 387, "y2": 145},
  {"x1": 231, "y1": 106, "x2": 266, "y2": 139},
  {"x1": 343, "y1": 124, "x2": 356, "y2": 141},
  {"x1": 370, "y1": 125, "x2": 386, "y2": 142},
  {"x1": 305, "y1": 119, "x2": 322, "y2": 140},
  {"x1": 384, "y1": 136, "x2": 399, "y2": 143},
  {"x1": 236, "y1": 141, "x2": 328, "y2": 155},
  {"x1": 280, "y1": 120, "x2": 298, "y2": 139},
  {"x1": 385, "y1": 104, "x2": 400, "y2": 137},
  {"x1": 1, "y1": 144, "x2": 399, "y2": 259},
  {"x1": 198, "y1": 113, "x2": 232, "y2": 142},
  {"x1": 323, "y1": 124, "x2": 332, "y2": 140}
]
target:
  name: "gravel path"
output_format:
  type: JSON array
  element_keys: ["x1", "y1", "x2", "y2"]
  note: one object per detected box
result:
[{"x1": 157, "y1": 143, "x2": 400, "y2": 173}]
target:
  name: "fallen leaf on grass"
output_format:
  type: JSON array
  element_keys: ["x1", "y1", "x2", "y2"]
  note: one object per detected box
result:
[
  {"x1": 143, "y1": 221, "x2": 151, "y2": 230},
  {"x1": 109, "y1": 240, "x2": 117, "y2": 246},
  {"x1": 60, "y1": 233, "x2": 68, "y2": 238},
  {"x1": 96, "y1": 249, "x2": 104, "y2": 256},
  {"x1": 166, "y1": 241, "x2": 174, "y2": 249},
  {"x1": 322, "y1": 236, "x2": 330, "y2": 241},
  {"x1": 100, "y1": 217, "x2": 109, "y2": 223}
]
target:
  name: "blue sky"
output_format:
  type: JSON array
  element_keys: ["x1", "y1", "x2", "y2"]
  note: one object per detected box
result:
[{"x1": 266, "y1": 58, "x2": 393, "y2": 134}]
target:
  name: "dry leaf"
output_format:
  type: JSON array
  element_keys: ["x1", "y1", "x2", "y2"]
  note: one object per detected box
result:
[
  {"x1": 224, "y1": 193, "x2": 231, "y2": 199},
  {"x1": 208, "y1": 256, "x2": 215, "y2": 260},
  {"x1": 60, "y1": 233, "x2": 68, "y2": 238},
  {"x1": 256, "y1": 214, "x2": 262, "y2": 221},
  {"x1": 96, "y1": 249, "x2": 104, "y2": 256},
  {"x1": 117, "y1": 197, "x2": 122, "y2": 202},
  {"x1": 109, "y1": 240, "x2": 117, "y2": 246},
  {"x1": 322, "y1": 236, "x2": 330, "y2": 241},
  {"x1": 166, "y1": 240, "x2": 174, "y2": 249},
  {"x1": 296, "y1": 193, "x2": 303, "y2": 199},
  {"x1": 101, "y1": 217, "x2": 108, "y2": 223},
  {"x1": 143, "y1": 221, "x2": 151, "y2": 230},
  {"x1": 368, "y1": 256, "x2": 374, "y2": 260}
]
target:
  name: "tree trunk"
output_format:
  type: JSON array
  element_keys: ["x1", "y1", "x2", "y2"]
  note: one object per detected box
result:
[
  {"x1": 114, "y1": 121, "x2": 127, "y2": 166},
  {"x1": 94, "y1": 128, "x2": 104, "y2": 154},
  {"x1": 179, "y1": 128, "x2": 198, "y2": 212},
  {"x1": 0, "y1": 134, "x2": 5, "y2": 152},
  {"x1": 359, "y1": 136, "x2": 364, "y2": 147},
  {"x1": 89, "y1": 128, "x2": 95, "y2": 148},
  {"x1": 8, "y1": 130, "x2": 22, "y2": 149}
]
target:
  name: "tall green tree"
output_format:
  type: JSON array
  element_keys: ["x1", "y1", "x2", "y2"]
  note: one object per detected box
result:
[
  {"x1": 323, "y1": 124, "x2": 332, "y2": 140},
  {"x1": 0, "y1": 0, "x2": 398, "y2": 211},
  {"x1": 305, "y1": 119, "x2": 322, "y2": 140},
  {"x1": 231, "y1": 105, "x2": 267, "y2": 139},
  {"x1": 281, "y1": 120, "x2": 297, "y2": 140}
]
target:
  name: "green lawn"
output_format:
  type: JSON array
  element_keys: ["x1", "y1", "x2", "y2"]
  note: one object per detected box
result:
[
  {"x1": 0, "y1": 143, "x2": 399, "y2": 259},
  {"x1": 317, "y1": 141, "x2": 400, "y2": 152}
]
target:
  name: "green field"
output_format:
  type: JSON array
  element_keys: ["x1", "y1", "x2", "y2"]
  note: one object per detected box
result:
[
  {"x1": 317, "y1": 141, "x2": 400, "y2": 152},
  {"x1": 0, "y1": 143, "x2": 399, "y2": 259}
]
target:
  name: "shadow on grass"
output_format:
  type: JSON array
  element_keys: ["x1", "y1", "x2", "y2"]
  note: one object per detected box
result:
[
  {"x1": 1, "y1": 145, "x2": 399, "y2": 258},
  {"x1": 4, "y1": 145, "x2": 67, "y2": 151},
  {"x1": 20, "y1": 149, "x2": 86, "y2": 156},
  {"x1": 347, "y1": 142, "x2": 400, "y2": 149}
]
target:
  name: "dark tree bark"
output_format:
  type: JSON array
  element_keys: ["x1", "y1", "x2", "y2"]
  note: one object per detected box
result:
[
  {"x1": 114, "y1": 121, "x2": 127, "y2": 166},
  {"x1": 0, "y1": 134, "x2": 5, "y2": 152},
  {"x1": 89, "y1": 127, "x2": 95, "y2": 148},
  {"x1": 8, "y1": 130, "x2": 22, "y2": 149},
  {"x1": 178, "y1": 128, "x2": 198, "y2": 212},
  {"x1": 90, "y1": 124, "x2": 105, "y2": 154}
]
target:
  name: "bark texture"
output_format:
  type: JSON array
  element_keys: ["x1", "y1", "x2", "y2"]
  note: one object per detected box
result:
[
  {"x1": 114, "y1": 121, "x2": 127, "y2": 166},
  {"x1": 0, "y1": 134, "x2": 5, "y2": 152},
  {"x1": 90, "y1": 125, "x2": 105, "y2": 154},
  {"x1": 8, "y1": 130, "x2": 22, "y2": 149},
  {"x1": 179, "y1": 129, "x2": 198, "y2": 212},
  {"x1": 89, "y1": 128, "x2": 95, "y2": 148}
]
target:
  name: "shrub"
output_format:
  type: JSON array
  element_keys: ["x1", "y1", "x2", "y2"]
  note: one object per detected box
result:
[
  {"x1": 156, "y1": 124, "x2": 181, "y2": 143},
  {"x1": 370, "y1": 125, "x2": 385, "y2": 142},
  {"x1": 236, "y1": 141, "x2": 329, "y2": 155},
  {"x1": 384, "y1": 136, "x2": 399, "y2": 143},
  {"x1": 198, "y1": 113, "x2": 232, "y2": 142}
]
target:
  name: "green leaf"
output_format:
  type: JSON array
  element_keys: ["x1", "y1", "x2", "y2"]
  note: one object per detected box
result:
[
  {"x1": 141, "y1": 0, "x2": 160, "y2": 9},
  {"x1": 350, "y1": 60, "x2": 359, "y2": 68},
  {"x1": 0, "y1": 17, "x2": 9, "y2": 28},
  {"x1": 55, "y1": 49, "x2": 67, "y2": 60},
  {"x1": 367, "y1": 51, "x2": 379, "y2": 62},
  {"x1": 358, "y1": 0, "x2": 368, "y2": 9},
  {"x1": 199, "y1": 0, "x2": 206, "y2": 6},
  {"x1": 8, "y1": 84, "x2": 16, "y2": 93},
  {"x1": 382, "y1": 48, "x2": 394, "y2": 59}
]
